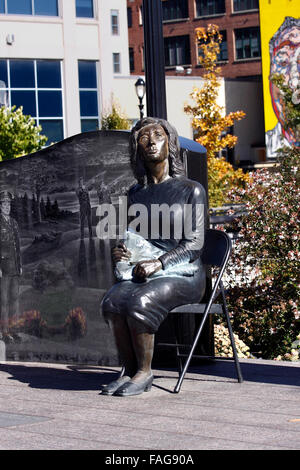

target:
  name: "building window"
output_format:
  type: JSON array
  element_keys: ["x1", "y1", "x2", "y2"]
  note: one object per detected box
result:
[
  {"x1": 164, "y1": 35, "x2": 191, "y2": 67},
  {"x1": 233, "y1": 0, "x2": 259, "y2": 12},
  {"x1": 127, "y1": 7, "x2": 132, "y2": 27},
  {"x1": 218, "y1": 30, "x2": 228, "y2": 61},
  {"x1": 162, "y1": 0, "x2": 188, "y2": 21},
  {"x1": 76, "y1": 0, "x2": 94, "y2": 18},
  {"x1": 195, "y1": 0, "x2": 225, "y2": 17},
  {"x1": 235, "y1": 27, "x2": 261, "y2": 60},
  {"x1": 78, "y1": 60, "x2": 99, "y2": 133},
  {"x1": 0, "y1": 59, "x2": 63, "y2": 144},
  {"x1": 129, "y1": 48, "x2": 135, "y2": 73},
  {"x1": 111, "y1": 10, "x2": 119, "y2": 35},
  {"x1": 0, "y1": 0, "x2": 58, "y2": 16},
  {"x1": 113, "y1": 53, "x2": 121, "y2": 73}
]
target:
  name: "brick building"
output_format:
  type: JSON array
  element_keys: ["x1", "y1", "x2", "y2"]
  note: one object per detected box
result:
[{"x1": 127, "y1": 0, "x2": 262, "y2": 79}]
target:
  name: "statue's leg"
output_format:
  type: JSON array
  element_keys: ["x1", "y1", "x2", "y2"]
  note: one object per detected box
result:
[
  {"x1": 113, "y1": 317, "x2": 155, "y2": 396},
  {"x1": 127, "y1": 316, "x2": 154, "y2": 383},
  {"x1": 108, "y1": 313, "x2": 137, "y2": 377},
  {"x1": 100, "y1": 312, "x2": 137, "y2": 395},
  {"x1": 0, "y1": 276, "x2": 9, "y2": 334}
]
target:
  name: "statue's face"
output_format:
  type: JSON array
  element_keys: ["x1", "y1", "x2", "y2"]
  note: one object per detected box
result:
[
  {"x1": 1, "y1": 201, "x2": 11, "y2": 216},
  {"x1": 137, "y1": 124, "x2": 169, "y2": 165}
]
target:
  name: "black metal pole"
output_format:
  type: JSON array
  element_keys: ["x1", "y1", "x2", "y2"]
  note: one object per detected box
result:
[
  {"x1": 142, "y1": 0, "x2": 167, "y2": 120},
  {"x1": 138, "y1": 98, "x2": 144, "y2": 119}
]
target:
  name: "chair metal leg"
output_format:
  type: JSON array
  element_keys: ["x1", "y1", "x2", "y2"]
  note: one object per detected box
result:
[
  {"x1": 220, "y1": 282, "x2": 243, "y2": 383},
  {"x1": 174, "y1": 308, "x2": 210, "y2": 393}
]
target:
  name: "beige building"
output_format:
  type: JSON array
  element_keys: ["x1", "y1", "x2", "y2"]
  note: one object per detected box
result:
[{"x1": 0, "y1": 0, "x2": 130, "y2": 143}]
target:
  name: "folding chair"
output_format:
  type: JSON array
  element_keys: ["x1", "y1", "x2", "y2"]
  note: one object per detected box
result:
[{"x1": 158, "y1": 228, "x2": 243, "y2": 393}]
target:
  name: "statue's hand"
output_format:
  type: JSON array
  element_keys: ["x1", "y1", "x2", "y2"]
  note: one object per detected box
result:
[
  {"x1": 111, "y1": 242, "x2": 132, "y2": 264},
  {"x1": 133, "y1": 259, "x2": 162, "y2": 280}
]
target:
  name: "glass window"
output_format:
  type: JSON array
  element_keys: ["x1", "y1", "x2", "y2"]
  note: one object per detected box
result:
[
  {"x1": 164, "y1": 36, "x2": 191, "y2": 66},
  {"x1": 76, "y1": 0, "x2": 94, "y2": 18},
  {"x1": 0, "y1": 0, "x2": 58, "y2": 15},
  {"x1": 38, "y1": 91, "x2": 62, "y2": 117},
  {"x1": 39, "y1": 120, "x2": 64, "y2": 145},
  {"x1": 10, "y1": 60, "x2": 35, "y2": 88},
  {"x1": 235, "y1": 27, "x2": 261, "y2": 59},
  {"x1": 127, "y1": 7, "x2": 132, "y2": 28},
  {"x1": 37, "y1": 60, "x2": 61, "y2": 88},
  {"x1": 78, "y1": 61, "x2": 97, "y2": 88},
  {"x1": 129, "y1": 48, "x2": 135, "y2": 73},
  {"x1": 195, "y1": 0, "x2": 225, "y2": 17},
  {"x1": 81, "y1": 119, "x2": 98, "y2": 133},
  {"x1": 162, "y1": 0, "x2": 188, "y2": 21},
  {"x1": 233, "y1": 0, "x2": 259, "y2": 12},
  {"x1": 7, "y1": 0, "x2": 32, "y2": 14},
  {"x1": 78, "y1": 61, "x2": 99, "y2": 133},
  {"x1": 113, "y1": 53, "x2": 121, "y2": 73},
  {"x1": 0, "y1": 59, "x2": 64, "y2": 144},
  {"x1": 79, "y1": 91, "x2": 98, "y2": 117},
  {"x1": 0, "y1": 60, "x2": 8, "y2": 87},
  {"x1": 218, "y1": 30, "x2": 228, "y2": 61},
  {"x1": 34, "y1": 0, "x2": 58, "y2": 16},
  {"x1": 111, "y1": 10, "x2": 119, "y2": 35},
  {"x1": 11, "y1": 90, "x2": 36, "y2": 116}
]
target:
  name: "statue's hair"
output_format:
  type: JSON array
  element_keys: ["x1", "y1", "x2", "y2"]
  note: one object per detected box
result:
[{"x1": 129, "y1": 117, "x2": 185, "y2": 186}]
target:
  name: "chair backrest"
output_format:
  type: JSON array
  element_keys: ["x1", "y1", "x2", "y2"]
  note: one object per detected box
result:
[{"x1": 201, "y1": 229, "x2": 232, "y2": 268}]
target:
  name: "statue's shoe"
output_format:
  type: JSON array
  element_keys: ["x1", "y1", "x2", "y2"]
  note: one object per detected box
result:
[
  {"x1": 100, "y1": 376, "x2": 131, "y2": 396},
  {"x1": 114, "y1": 375, "x2": 154, "y2": 397}
]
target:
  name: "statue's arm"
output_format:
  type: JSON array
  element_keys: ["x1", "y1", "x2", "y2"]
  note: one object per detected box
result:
[{"x1": 158, "y1": 183, "x2": 207, "y2": 271}]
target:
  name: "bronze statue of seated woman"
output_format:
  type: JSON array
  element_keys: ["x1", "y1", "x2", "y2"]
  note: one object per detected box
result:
[{"x1": 100, "y1": 117, "x2": 207, "y2": 396}]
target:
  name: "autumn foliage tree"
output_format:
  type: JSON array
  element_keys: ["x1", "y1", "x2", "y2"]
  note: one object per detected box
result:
[{"x1": 184, "y1": 24, "x2": 248, "y2": 207}]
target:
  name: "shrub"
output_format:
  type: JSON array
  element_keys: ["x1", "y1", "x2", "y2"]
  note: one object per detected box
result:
[
  {"x1": 101, "y1": 103, "x2": 131, "y2": 131},
  {"x1": 64, "y1": 308, "x2": 87, "y2": 341},
  {"x1": 225, "y1": 146, "x2": 300, "y2": 359},
  {"x1": 0, "y1": 106, "x2": 47, "y2": 160},
  {"x1": 18, "y1": 310, "x2": 47, "y2": 338},
  {"x1": 214, "y1": 323, "x2": 251, "y2": 358}
]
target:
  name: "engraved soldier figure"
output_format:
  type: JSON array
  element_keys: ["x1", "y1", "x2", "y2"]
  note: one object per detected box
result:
[
  {"x1": 0, "y1": 191, "x2": 22, "y2": 343},
  {"x1": 76, "y1": 177, "x2": 93, "y2": 239}
]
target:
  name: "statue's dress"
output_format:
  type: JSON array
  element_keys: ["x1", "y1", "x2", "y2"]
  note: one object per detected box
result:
[{"x1": 101, "y1": 176, "x2": 207, "y2": 333}]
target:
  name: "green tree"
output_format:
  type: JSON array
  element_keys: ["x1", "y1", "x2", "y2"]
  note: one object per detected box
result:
[{"x1": 0, "y1": 106, "x2": 47, "y2": 161}]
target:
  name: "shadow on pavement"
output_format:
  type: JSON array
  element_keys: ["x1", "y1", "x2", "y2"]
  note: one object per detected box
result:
[
  {"x1": 181, "y1": 360, "x2": 300, "y2": 387},
  {"x1": 0, "y1": 363, "x2": 120, "y2": 391},
  {"x1": 0, "y1": 359, "x2": 299, "y2": 392}
]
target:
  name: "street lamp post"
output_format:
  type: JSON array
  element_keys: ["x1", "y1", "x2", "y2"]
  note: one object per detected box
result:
[
  {"x1": 135, "y1": 77, "x2": 146, "y2": 119},
  {"x1": 142, "y1": 0, "x2": 167, "y2": 120}
]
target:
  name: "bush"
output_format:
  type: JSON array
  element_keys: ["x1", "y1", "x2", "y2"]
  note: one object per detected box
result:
[
  {"x1": 64, "y1": 308, "x2": 87, "y2": 341},
  {"x1": 101, "y1": 104, "x2": 131, "y2": 130},
  {"x1": 0, "y1": 106, "x2": 47, "y2": 160},
  {"x1": 225, "y1": 146, "x2": 300, "y2": 359},
  {"x1": 208, "y1": 155, "x2": 250, "y2": 208},
  {"x1": 214, "y1": 323, "x2": 251, "y2": 358}
]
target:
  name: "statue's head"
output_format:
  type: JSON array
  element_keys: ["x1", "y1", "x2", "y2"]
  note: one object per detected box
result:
[
  {"x1": 129, "y1": 117, "x2": 185, "y2": 186},
  {"x1": 0, "y1": 190, "x2": 12, "y2": 216}
]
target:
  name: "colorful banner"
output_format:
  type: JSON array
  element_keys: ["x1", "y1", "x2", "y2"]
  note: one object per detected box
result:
[{"x1": 259, "y1": 0, "x2": 300, "y2": 157}]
